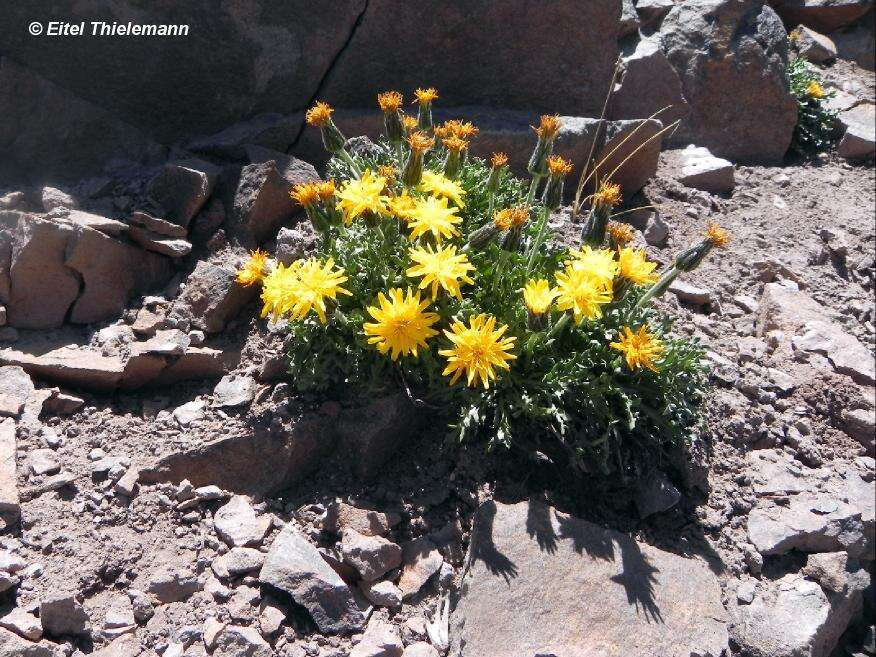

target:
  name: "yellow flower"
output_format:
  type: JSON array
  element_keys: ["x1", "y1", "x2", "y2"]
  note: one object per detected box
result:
[
  {"x1": 555, "y1": 266, "x2": 613, "y2": 323},
  {"x1": 509, "y1": 206, "x2": 530, "y2": 228},
  {"x1": 377, "y1": 165, "x2": 396, "y2": 186},
  {"x1": 317, "y1": 180, "x2": 336, "y2": 200},
  {"x1": 610, "y1": 324, "x2": 665, "y2": 372},
  {"x1": 336, "y1": 169, "x2": 389, "y2": 223},
  {"x1": 406, "y1": 244, "x2": 475, "y2": 300},
  {"x1": 806, "y1": 80, "x2": 826, "y2": 99},
  {"x1": 607, "y1": 221, "x2": 636, "y2": 246},
  {"x1": 490, "y1": 152, "x2": 509, "y2": 169},
  {"x1": 522, "y1": 279, "x2": 558, "y2": 315},
  {"x1": 617, "y1": 247, "x2": 659, "y2": 285},
  {"x1": 566, "y1": 246, "x2": 618, "y2": 286},
  {"x1": 492, "y1": 208, "x2": 516, "y2": 230},
  {"x1": 546, "y1": 155, "x2": 573, "y2": 177},
  {"x1": 705, "y1": 222, "x2": 731, "y2": 248},
  {"x1": 236, "y1": 249, "x2": 270, "y2": 286},
  {"x1": 532, "y1": 115, "x2": 561, "y2": 140},
  {"x1": 402, "y1": 115, "x2": 419, "y2": 133},
  {"x1": 363, "y1": 287, "x2": 440, "y2": 360},
  {"x1": 407, "y1": 131, "x2": 435, "y2": 153},
  {"x1": 592, "y1": 180, "x2": 622, "y2": 208},
  {"x1": 377, "y1": 90, "x2": 404, "y2": 113},
  {"x1": 387, "y1": 192, "x2": 417, "y2": 222},
  {"x1": 442, "y1": 136, "x2": 469, "y2": 154},
  {"x1": 413, "y1": 87, "x2": 439, "y2": 106},
  {"x1": 440, "y1": 314, "x2": 516, "y2": 388},
  {"x1": 418, "y1": 171, "x2": 466, "y2": 208},
  {"x1": 305, "y1": 101, "x2": 333, "y2": 127},
  {"x1": 260, "y1": 258, "x2": 351, "y2": 324},
  {"x1": 290, "y1": 182, "x2": 322, "y2": 208},
  {"x1": 435, "y1": 119, "x2": 479, "y2": 140},
  {"x1": 407, "y1": 195, "x2": 462, "y2": 242}
]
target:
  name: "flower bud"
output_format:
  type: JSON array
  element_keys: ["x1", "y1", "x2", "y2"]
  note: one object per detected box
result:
[
  {"x1": 413, "y1": 87, "x2": 439, "y2": 133},
  {"x1": 467, "y1": 223, "x2": 500, "y2": 250}
]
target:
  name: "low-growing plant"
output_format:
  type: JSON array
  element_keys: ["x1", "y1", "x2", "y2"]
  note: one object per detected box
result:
[
  {"x1": 237, "y1": 89, "x2": 729, "y2": 478},
  {"x1": 787, "y1": 55, "x2": 837, "y2": 155}
]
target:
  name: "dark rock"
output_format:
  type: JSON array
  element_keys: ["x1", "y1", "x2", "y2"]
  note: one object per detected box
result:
[
  {"x1": 187, "y1": 114, "x2": 303, "y2": 160},
  {"x1": 340, "y1": 530, "x2": 403, "y2": 582},
  {"x1": 634, "y1": 470, "x2": 681, "y2": 517},
  {"x1": 275, "y1": 224, "x2": 319, "y2": 265},
  {"x1": 147, "y1": 160, "x2": 219, "y2": 228},
  {"x1": 39, "y1": 592, "x2": 90, "y2": 636},
  {"x1": 792, "y1": 25, "x2": 838, "y2": 63},
  {"x1": 768, "y1": 0, "x2": 874, "y2": 32},
  {"x1": 169, "y1": 257, "x2": 258, "y2": 334},
  {"x1": 129, "y1": 211, "x2": 188, "y2": 239}
]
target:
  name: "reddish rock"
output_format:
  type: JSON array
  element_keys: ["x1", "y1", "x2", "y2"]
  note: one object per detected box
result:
[
  {"x1": 147, "y1": 160, "x2": 219, "y2": 228},
  {"x1": 169, "y1": 257, "x2": 257, "y2": 334}
]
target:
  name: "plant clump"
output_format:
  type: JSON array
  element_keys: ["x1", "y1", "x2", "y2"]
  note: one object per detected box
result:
[
  {"x1": 238, "y1": 90, "x2": 729, "y2": 477},
  {"x1": 788, "y1": 57, "x2": 837, "y2": 155}
]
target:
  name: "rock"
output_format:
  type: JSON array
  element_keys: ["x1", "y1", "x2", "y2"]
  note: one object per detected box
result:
[
  {"x1": 131, "y1": 306, "x2": 167, "y2": 337},
  {"x1": 768, "y1": 0, "x2": 874, "y2": 32},
  {"x1": 0, "y1": 608, "x2": 42, "y2": 641},
  {"x1": 0, "y1": 192, "x2": 25, "y2": 211},
  {"x1": 643, "y1": 214, "x2": 669, "y2": 247},
  {"x1": 213, "y1": 375, "x2": 257, "y2": 408},
  {"x1": 103, "y1": 595, "x2": 135, "y2": 631},
  {"x1": 802, "y1": 552, "x2": 850, "y2": 594},
  {"x1": 611, "y1": 36, "x2": 689, "y2": 129},
  {"x1": 620, "y1": 0, "x2": 641, "y2": 37},
  {"x1": 0, "y1": 420, "x2": 18, "y2": 528},
  {"x1": 114, "y1": 467, "x2": 139, "y2": 497},
  {"x1": 40, "y1": 187, "x2": 78, "y2": 212},
  {"x1": 128, "y1": 589, "x2": 154, "y2": 623},
  {"x1": 257, "y1": 598, "x2": 286, "y2": 637},
  {"x1": 91, "y1": 635, "x2": 141, "y2": 657},
  {"x1": 275, "y1": 224, "x2": 319, "y2": 266},
  {"x1": 132, "y1": 329, "x2": 191, "y2": 357},
  {"x1": 677, "y1": 145, "x2": 735, "y2": 193},
  {"x1": 837, "y1": 103, "x2": 875, "y2": 162},
  {"x1": 39, "y1": 592, "x2": 90, "y2": 636},
  {"x1": 147, "y1": 160, "x2": 218, "y2": 228},
  {"x1": 398, "y1": 537, "x2": 444, "y2": 600},
  {"x1": 341, "y1": 530, "x2": 403, "y2": 582},
  {"x1": 450, "y1": 500, "x2": 728, "y2": 657},
  {"x1": 359, "y1": 580, "x2": 403, "y2": 608},
  {"x1": 173, "y1": 400, "x2": 206, "y2": 427},
  {"x1": 793, "y1": 320, "x2": 876, "y2": 385},
  {"x1": 402, "y1": 643, "x2": 440, "y2": 657},
  {"x1": 634, "y1": 470, "x2": 681, "y2": 518},
  {"x1": 96, "y1": 324, "x2": 135, "y2": 357},
  {"x1": 229, "y1": 161, "x2": 300, "y2": 247},
  {"x1": 598, "y1": 119, "x2": 665, "y2": 199},
  {"x1": 0, "y1": 627, "x2": 52, "y2": 656},
  {"x1": 59, "y1": 210, "x2": 127, "y2": 237},
  {"x1": 792, "y1": 25, "x2": 838, "y2": 63},
  {"x1": 212, "y1": 548, "x2": 266, "y2": 579},
  {"x1": 145, "y1": 554, "x2": 202, "y2": 603},
  {"x1": 128, "y1": 226, "x2": 192, "y2": 258},
  {"x1": 213, "y1": 625, "x2": 272, "y2": 657},
  {"x1": 259, "y1": 523, "x2": 365, "y2": 634},
  {"x1": 203, "y1": 617, "x2": 225, "y2": 650},
  {"x1": 169, "y1": 258, "x2": 258, "y2": 334},
  {"x1": 28, "y1": 449, "x2": 59, "y2": 476},
  {"x1": 729, "y1": 571, "x2": 870, "y2": 657},
  {"x1": 669, "y1": 281, "x2": 713, "y2": 306},
  {"x1": 129, "y1": 211, "x2": 188, "y2": 238},
  {"x1": 842, "y1": 407, "x2": 876, "y2": 452},
  {"x1": 659, "y1": 0, "x2": 797, "y2": 163},
  {"x1": 214, "y1": 495, "x2": 271, "y2": 547},
  {"x1": 325, "y1": 502, "x2": 402, "y2": 537},
  {"x1": 0, "y1": 366, "x2": 33, "y2": 418},
  {"x1": 42, "y1": 391, "x2": 84, "y2": 416},
  {"x1": 636, "y1": 0, "x2": 676, "y2": 24},
  {"x1": 350, "y1": 619, "x2": 404, "y2": 657}
]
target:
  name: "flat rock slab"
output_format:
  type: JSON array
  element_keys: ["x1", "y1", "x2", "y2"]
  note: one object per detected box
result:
[
  {"x1": 0, "y1": 365, "x2": 34, "y2": 418},
  {"x1": 450, "y1": 501, "x2": 728, "y2": 657}
]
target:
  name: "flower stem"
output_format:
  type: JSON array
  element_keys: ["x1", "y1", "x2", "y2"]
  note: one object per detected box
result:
[
  {"x1": 525, "y1": 205, "x2": 551, "y2": 274},
  {"x1": 526, "y1": 176, "x2": 542, "y2": 206},
  {"x1": 338, "y1": 149, "x2": 363, "y2": 178}
]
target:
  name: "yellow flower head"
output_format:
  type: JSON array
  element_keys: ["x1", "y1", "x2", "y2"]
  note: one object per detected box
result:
[
  {"x1": 442, "y1": 135, "x2": 469, "y2": 154},
  {"x1": 363, "y1": 287, "x2": 440, "y2": 360},
  {"x1": 377, "y1": 165, "x2": 396, "y2": 187},
  {"x1": 290, "y1": 182, "x2": 322, "y2": 208},
  {"x1": 490, "y1": 152, "x2": 509, "y2": 169},
  {"x1": 532, "y1": 115, "x2": 561, "y2": 140},
  {"x1": 610, "y1": 324, "x2": 665, "y2": 372},
  {"x1": 407, "y1": 195, "x2": 462, "y2": 242},
  {"x1": 546, "y1": 154, "x2": 573, "y2": 177},
  {"x1": 704, "y1": 222, "x2": 731, "y2": 248},
  {"x1": 406, "y1": 244, "x2": 475, "y2": 300},
  {"x1": 435, "y1": 119, "x2": 478, "y2": 140},
  {"x1": 317, "y1": 180, "x2": 336, "y2": 200},
  {"x1": 492, "y1": 208, "x2": 516, "y2": 230},
  {"x1": 260, "y1": 257, "x2": 351, "y2": 324},
  {"x1": 236, "y1": 249, "x2": 270, "y2": 286},
  {"x1": 407, "y1": 131, "x2": 435, "y2": 153},
  {"x1": 607, "y1": 221, "x2": 636, "y2": 246},
  {"x1": 617, "y1": 247, "x2": 659, "y2": 285},
  {"x1": 305, "y1": 101, "x2": 334, "y2": 127},
  {"x1": 387, "y1": 192, "x2": 417, "y2": 222},
  {"x1": 522, "y1": 279, "x2": 558, "y2": 315},
  {"x1": 377, "y1": 90, "x2": 404, "y2": 113},
  {"x1": 566, "y1": 246, "x2": 618, "y2": 286},
  {"x1": 592, "y1": 181, "x2": 622, "y2": 208},
  {"x1": 440, "y1": 314, "x2": 516, "y2": 388},
  {"x1": 509, "y1": 206, "x2": 530, "y2": 228},
  {"x1": 402, "y1": 115, "x2": 419, "y2": 134},
  {"x1": 418, "y1": 170, "x2": 466, "y2": 208},
  {"x1": 806, "y1": 80, "x2": 826, "y2": 99},
  {"x1": 336, "y1": 169, "x2": 389, "y2": 222},
  {"x1": 413, "y1": 87, "x2": 439, "y2": 106},
  {"x1": 555, "y1": 266, "x2": 613, "y2": 323}
]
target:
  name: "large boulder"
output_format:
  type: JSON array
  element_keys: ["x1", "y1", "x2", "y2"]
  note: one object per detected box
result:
[
  {"x1": 837, "y1": 102, "x2": 876, "y2": 161},
  {"x1": 449, "y1": 501, "x2": 729, "y2": 657},
  {"x1": 657, "y1": 0, "x2": 798, "y2": 163},
  {"x1": 768, "y1": 0, "x2": 875, "y2": 32}
]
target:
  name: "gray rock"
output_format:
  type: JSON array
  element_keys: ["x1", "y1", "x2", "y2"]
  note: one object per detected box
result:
[
  {"x1": 128, "y1": 226, "x2": 192, "y2": 258},
  {"x1": 635, "y1": 470, "x2": 681, "y2": 518},
  {"x1": 402, "y1": 643, "x2": 440, "y2": 657},
  {"x1": 398, "y1": 537, "x2": 444, "y2": 600},
  {"x1": 173, "y1": 400, "x2": 206, "y2": 427},
  {"x1": 213, "y1": 375, "x2": 257, "y2": 408},
  {"x1": 842, "y1": 407, "x2": 875, "y2": 452},
  {"x1": 212, "y1": 548, "x2": 266, "y2": 579},
  {"x1": 213, "y1": 624, "x2": 272, "y2": 657},
  {"x1": 350, "y1": 619, "x2": 404, "y2": 657},
  {"x1": 359, "y1": 580, "x2": 402, "y2": 608},
  {"x1": 768, "y1": 0, "x2": 874, "y2": 32},
  {"x1": 213, "y1": 495, "x2": 271, "y2": 547},
  {"x1": 259, "y1": 523, "x2": 365, "y2": 634},
  {"x1": 275, "y1": 224, "x2": 319, "y2": 266},
  {"x1": 341, "y1": 530, "x2": 402, "y2": 582},
  {"x1": 59, "y1": 210, "x2": 127, "y2": 237},
  {"x1": 0, "y1": 365, "x2": 33, "y2": 418},
  {"x1": 643, "y1": 213, "x2": 669, "y2": 247},
  {"x1": 677, "y1": 144, "x2": 735, "y2": 193},
  {"x1": 450, "y1": 500, "x2": 728, "y2": 657},
  {"x1": 793, "y1": 320, "x2": 875, "y2": 385},
  {"x1": 113, "y1": 466, "x2": 139, "y2": 497},
  {"x1": 0, "y1": 607, "x2": 42, "y2": 641},
  {"x1": 102, "y1": 595, "x2": 135, "y2": 631},
  {"x1": 129, "y1": 211, "x2": 188, "y2": 238},
  {"x1": 28, "y1": 449, "x2": 60, "y2": 476},
  {"x1": 169, "y1": 258, "x2": 258, "y2": 334},
  {"x1": 325, "y1": 502, "x2": 402, "y2": 537},
  {"x1": 147, "y1": 160, "x2": 218, "y2": 228},
  {"x1": 0, "y1": 626, "x2": 52, "y2": 656},
  {"x1": 802, "y1": 552, "x2": 850, "y2": 594},
  {"x1": 620, "y1": 0, "x2": 641, "y2": 37},
  {"x1": 669, "y1": 280, "x2": 713, "y2": 305},
  {"x1": 257, "y1": 597, "x2": 286, "y2": 637},
  {"x1": 39, "y1": 592, "x2": 90, "y2": 636},
  {"x1": 229, "y1": 161, "x2": 306, "y2": 247},
  {"x1": 636, "y1": 0, "x2": 676, "y2": 24},
  {"x1": 837, "y1": 103, "x2": 875, "y2": 162},
  {"x1": 145, "y1": 554, "x2": 202, "y2": 603},
  {"x1": 0, "y1": 419, "x2": 17, "y2": 528},
  {"x1": 128, "y1": 589, "x2": 154, "y2": 623},
  {"x1": 792, "y1": 25, "x2": 837, "y2": 63},
  {"x1": 40, "y1": 187, "x2": 78, "y2": 213}
]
